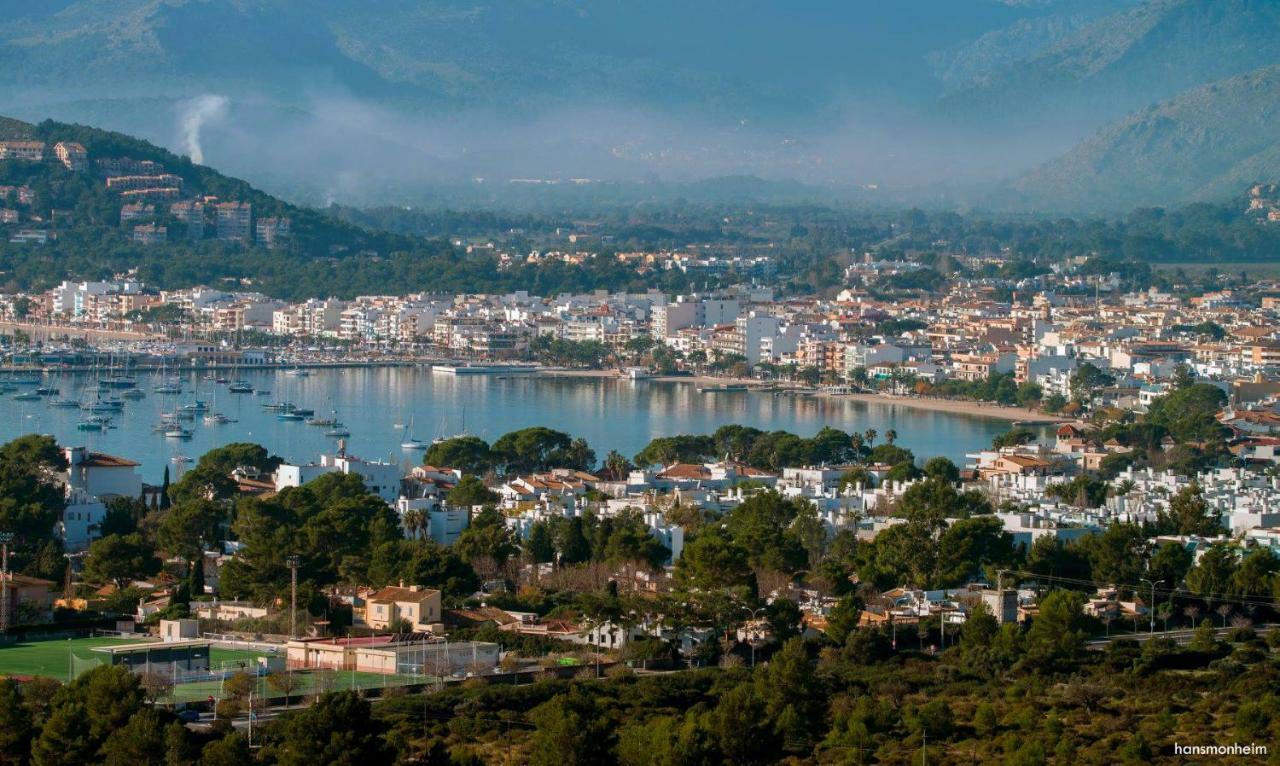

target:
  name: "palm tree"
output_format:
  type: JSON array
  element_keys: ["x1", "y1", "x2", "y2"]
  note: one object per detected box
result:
[
  {"x1": 402, "y1": 509, "x2": 427, "y2": 541},
  {"x1": 850, "y1": 432, "x2": 865, "y2": 460},
  {"x1": 885, "y1": 428, "x2": 898, "y2": 445},
  {"x1": 864, "y1": 429, "x2": 877, "y2": 450},
  {"x1": 604, "y1": 450, "x2": 632, "y2": 480}
]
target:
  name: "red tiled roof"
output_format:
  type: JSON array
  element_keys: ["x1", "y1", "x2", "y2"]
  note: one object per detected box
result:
[
  {"x1": 81, "y1": 452, "x2": 140, "y2": 468},
  {"x1": 368, "y1": 586, "x2": 439, "y2": 603}
]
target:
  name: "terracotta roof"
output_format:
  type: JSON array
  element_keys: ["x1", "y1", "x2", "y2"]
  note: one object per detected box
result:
[
  {"x1": 657, "y1": 463, "x2": 711, "y2": 479},
  {"x1": 368, "y1": 586, "x2": 439, "y2": 603},
  {"x1": 81, "y1": 452, "x2": 140, "y2": 468},
  {"x1": 1000, "y1": 454, "x2": 1050, "y2": 468},
  {"x1": 447, "y1": 606, "x2": 517, "y2": 626}
]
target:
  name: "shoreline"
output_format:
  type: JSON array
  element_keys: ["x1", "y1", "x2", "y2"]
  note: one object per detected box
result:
[
  {"x1": 832, "y1": 392, "x2": 1067, "y2": 424},
  {"x1": 535, "y1": 368, "x2": 1069, "y2": 424}
]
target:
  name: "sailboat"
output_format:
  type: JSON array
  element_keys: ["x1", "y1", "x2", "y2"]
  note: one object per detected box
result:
[
  {"x1": 399, "y1": 417, "x2": 428, "y2": 449},
  {"x1": 154, "y1": 359, "x2": 183, "y2": 394},
  {"x1": 433, "y1": 407, "x2": 472, "y2": 444}
]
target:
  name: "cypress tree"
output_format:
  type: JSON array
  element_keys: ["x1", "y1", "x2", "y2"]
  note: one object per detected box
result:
[{"x1": 159, "y1": 466, "x2": 171, "y2": 510}]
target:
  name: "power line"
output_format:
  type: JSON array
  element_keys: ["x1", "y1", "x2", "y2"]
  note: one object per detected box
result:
[{"x1": 1006, "y1": 568, "x2": 1277, "y2": 611}]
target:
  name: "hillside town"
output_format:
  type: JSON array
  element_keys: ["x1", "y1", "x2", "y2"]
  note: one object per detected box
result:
[
  {"x1": 8, "y1": 2, "x2": 1280, "y2": 761},
  {"x1": 0, "y1": 139, "x2": 286, "y2": 249},
  {"x1": 4, "y1": 90, "x2": 1280, "y2": 766}
]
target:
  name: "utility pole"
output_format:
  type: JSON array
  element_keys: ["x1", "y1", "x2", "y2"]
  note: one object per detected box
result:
[
  {"x1": 0, "y1": 533, "x2": 13, "y2": 635},
  {"x1": 996, "y1": 568, "x2": 1010, "y2": 623},
  {"x1": 287, "y1": 555, "x2": 300, "y2": 639},
  {"x1": 1140, "y1": 578, "x2": 1164, "y2": 634}
]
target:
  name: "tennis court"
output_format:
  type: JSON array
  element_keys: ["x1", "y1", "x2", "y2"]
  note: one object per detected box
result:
[{"x1": 167, "y1": 668, "x2": 437, "y2": 703}]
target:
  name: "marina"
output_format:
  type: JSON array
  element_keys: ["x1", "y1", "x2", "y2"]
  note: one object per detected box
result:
[{"x1": 0, "y1": 366, "x2": 1022, "y2": 481}]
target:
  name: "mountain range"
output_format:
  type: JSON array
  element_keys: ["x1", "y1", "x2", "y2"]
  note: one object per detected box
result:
[{"x1": 2, "y1": 0, "x2": 1279, "y2": 212}]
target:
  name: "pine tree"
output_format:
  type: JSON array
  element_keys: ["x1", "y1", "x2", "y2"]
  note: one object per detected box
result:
[
  {"x1": 0, "y1": 679, "x2": 33, "y2": 765},
  {"x1": 31, "y1": 703, "x2": 94, "y2": 766}
]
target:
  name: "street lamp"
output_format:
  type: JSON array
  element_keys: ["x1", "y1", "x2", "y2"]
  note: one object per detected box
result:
[
  {"x1": 0, "y1": 532, "x2": 13, "y2": 635},
  {"x1": 1139, "y1": 578, "x2": 1164, "y2": 634},
  {"x1": 745, "y1": 606, "x2": 768, "y2": 668}
]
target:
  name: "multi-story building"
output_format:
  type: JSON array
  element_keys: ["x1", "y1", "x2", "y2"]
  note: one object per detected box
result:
[
  {"x1": 362, "y1": 585, "x2": 442, "y2": 632},
  {"x1": 1246, "y1": 340, "x2": 1280, "y2": 368},
  {"x1": 170, "y1": 201, "x2": 205, "y2": 241},
  {"x1": 54, "y1": 142, "x2": 88, "y2": 171},
  {"x1": 0, "y1": 140, "x2": 45, "y2": 161},
  {"x1": 59, "y1": 447, "x2": 143, "y2": 552},
  {"x1": 119, "y1": 187, "x2": 180, "y2": 202},
  {"x1": 119, "y1": 203, "x2": 155, "y2": 224},
  {"x1": 215, "y1": 202, "x2": 252, "y2": 242},
  {"x1": 274, "y1": 452, "x2": 402, "y2": 503},
  {"x1": 50, "y1": 280, "x2": 142, "y2": 318},
  {"x1": 132, "y1": 224, "x2": 167, "y2": 245},
  {"x1": 255, "y1": 216, "x2": 290, "y2": 248},
  {"x1": 106, "y1": 174, "x2": 184, "y2": 193},
  {"x1": 950, "y1": 352, "x2": 1017, "y2": 382},
  {"x1": 97, "y1": 157, "x2": 164, "y2": 176}
]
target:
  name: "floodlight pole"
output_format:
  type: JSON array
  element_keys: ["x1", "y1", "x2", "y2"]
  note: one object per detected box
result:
[{"x1": 287, "y1": 555, "x2": 300, "y2": 639}]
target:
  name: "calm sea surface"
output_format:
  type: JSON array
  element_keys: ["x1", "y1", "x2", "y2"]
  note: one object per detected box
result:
[{"x1": 0, "y1": 368, "x2": 1018, "y2": 482}]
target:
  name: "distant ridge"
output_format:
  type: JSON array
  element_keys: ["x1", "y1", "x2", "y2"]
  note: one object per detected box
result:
[
  {"x1": 1009, "y1": 64, "x2": 1280, "y2": 211},
  {"x1": 0, "y1": 116, "x2": 34, "y2": 140}
]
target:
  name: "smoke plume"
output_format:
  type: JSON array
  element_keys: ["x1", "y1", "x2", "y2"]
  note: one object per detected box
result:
[{"x1": 178, "y1": 94, "x2": 229, "y2": 165}]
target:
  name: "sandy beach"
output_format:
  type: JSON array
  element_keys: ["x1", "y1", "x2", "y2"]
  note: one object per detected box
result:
[
  {"x1": 534, "y1": 368, "x2": 1069, "y2": 424},
  {"x1": 833, "y1": 392, "x2": 1067, "y2": 424}
]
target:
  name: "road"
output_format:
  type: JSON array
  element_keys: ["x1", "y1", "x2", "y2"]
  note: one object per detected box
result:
[{"x1": 1085, "y1": 623, "x2": 1274, "y2": 649}]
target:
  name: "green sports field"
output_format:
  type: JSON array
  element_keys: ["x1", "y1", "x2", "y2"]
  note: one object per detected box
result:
[
  {"x1": 167, "y1": 669, "x2": 434, "y2": 703},
  {"x1": 0, "y1": 637, "x2": 145, "y2": 680},
  {"x1": 1, "y1": 637, "x2": 438, "y2": 702},
  {"x1": 0, "y1": 637, "x2": 276, "y2": 682}
]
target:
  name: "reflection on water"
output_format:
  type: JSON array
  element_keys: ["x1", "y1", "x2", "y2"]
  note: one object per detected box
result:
[{"x1": 0, "y1": 368, "x2": 1016, "y2": 481}]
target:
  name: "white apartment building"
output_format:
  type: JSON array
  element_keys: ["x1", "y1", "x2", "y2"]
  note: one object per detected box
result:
[{"x1": 59, "y1": 447, "x2": 144, "y2": 552}]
